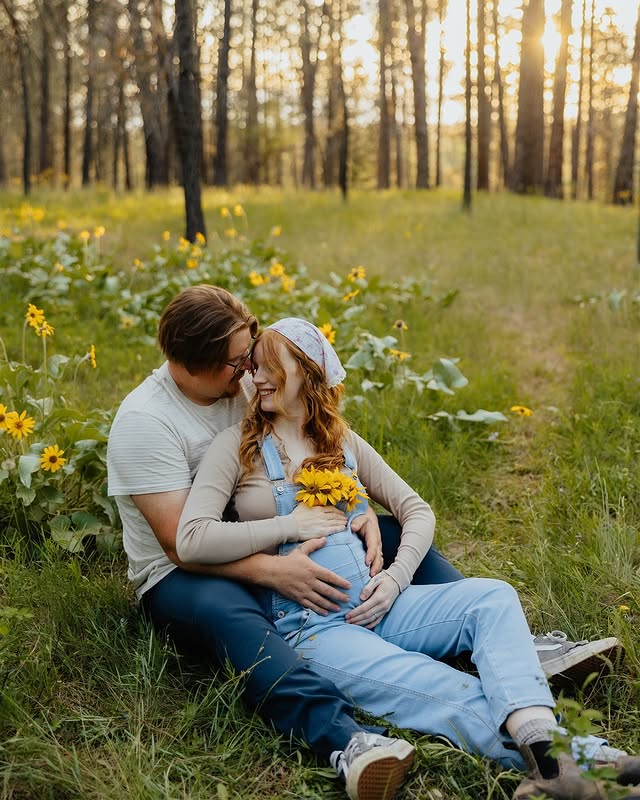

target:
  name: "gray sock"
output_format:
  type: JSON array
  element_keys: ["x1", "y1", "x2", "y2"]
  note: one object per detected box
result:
[
  {"x1": 512, "y1": 719, "x2": 562, "y2": 779},
  {"x1": 512, "y1": 718, "x2": 560, "y2": 747}
]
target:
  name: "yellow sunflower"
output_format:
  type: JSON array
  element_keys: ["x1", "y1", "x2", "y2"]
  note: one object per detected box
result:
[
  {"x1": 5, "y1": 410, "x2": 35, "y2": 440},
  {"x1": 40, "y1": 445, "x2": 67, "y2": 473}
]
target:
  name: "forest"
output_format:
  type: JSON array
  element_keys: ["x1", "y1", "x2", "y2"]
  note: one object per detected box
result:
[{"x1": 1, "y1": 0, "x2": 639, "y2": 236}]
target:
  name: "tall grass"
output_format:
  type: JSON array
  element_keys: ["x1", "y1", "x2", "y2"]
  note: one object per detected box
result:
[{"x1": 1, "y1": 188, "x2": 639, "y2": 797}]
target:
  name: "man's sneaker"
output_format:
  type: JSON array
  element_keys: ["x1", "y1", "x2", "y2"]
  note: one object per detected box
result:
[
  {"x1": 330, "y1": 732, "x2": 415, "y2": 800},
  {"x1": 533, "y1": 631, "x2": 623, "y2": 687}
]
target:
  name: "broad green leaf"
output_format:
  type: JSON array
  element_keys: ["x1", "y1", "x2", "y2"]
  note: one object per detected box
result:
[
  {"x1": 95, "y1": 528, "x2": 122, "y2": 554},
  {"x1": 18, "y1": 454, "x2": 41, "y2": 488},
  {"x1": 15, "y1": 485, "x2": 36, "y2": 506},
  {"x1": 425, "y1": 358, "x2": 469, "y2": 395},
  {"x1": 454, "y1": 409, "x2": 508, "y2": 424},
  {"x1": 48, "y1": 354, "x2": 70, "y2": 378}
]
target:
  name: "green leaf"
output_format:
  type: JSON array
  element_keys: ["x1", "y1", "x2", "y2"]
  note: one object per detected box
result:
[
  {"x1": 15, "y1": 485, "x2": 36, "y2": 506},
  {"x1": 49, "y1": 516, "x2": 85, "y2": 553},
  {"x1": 48, "y1": 354, "x2": 70, "y2": 378},
  {"x1": 95, "y1": 528, "x2": 122, "y2": 554},
  {"x1": 454, "y1": 409, "x2": 508, "y2": 424},
  {"x1": 425, "y1": 358, "x2": 469, "y2": 395},
  {"x1": 92, "y1": 491, "x2": 118, "y2": 526},
  {"x1": 71, "y1": 511, "x2": 101, "y2": 533},
  {"x1": 18, "y1": 454, "x2": 41, "y2": 489}
]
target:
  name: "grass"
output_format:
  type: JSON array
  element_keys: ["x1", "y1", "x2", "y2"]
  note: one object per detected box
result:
[{"x1": 1, "y1": 187, "x2": 640, "y2": 798}]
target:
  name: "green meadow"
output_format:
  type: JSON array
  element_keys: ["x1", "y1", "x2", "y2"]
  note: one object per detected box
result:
[{"x1": 0, "y1": 187, "x2": 639, "y2": 799}]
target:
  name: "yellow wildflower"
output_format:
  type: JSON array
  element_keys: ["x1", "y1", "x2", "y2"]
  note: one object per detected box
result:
[
  {"x1": 5, "y1": 410, "x2": 35, "y2": 440},
  {"x1": 618, "y1": 605, "x2": 631, "y2": 613},
  {"x1": 121, "y1": 316, "x2": 135, "y2": 329},
  {"x1": 249, "y1": 271, "x2": 269, "y2": 286},
  {"x1": 393, "y1": 320, "x2": 408, "y2": 331},
  {"x1": 162, "y1": 230, "x2": 171, "y2": 241},
  {"x1": 93, "y1": 225, "x2": 105, "y2": 239},
  {"x1": 224, "y1": 228, "x2": 238, "y2": 238},
  {"x1": 57, "y1": 220, "x2": 67, "y2": 230},
  {"x1": 36, "y1": 321, "x2": 55, "y2": 338},
  {"x1": 178, "y1": 237, "x2": 190, "y2": 252},
  {"x1": 186, "y1": 258, "x2": 198, "y2": 270},
  {"x1": 342, "y1": 289, "x2": 360, "y2": 302},
  {"x1": 79, "y1": 230, "x2": 91, "y2": 242},
  {"x1": 89, "y1": 344, "x2": 97, "y2": 369},
  {"x1": 195, "y1": 231, "x2": 206, "y2": 245},
  {"x1": 40, "y1": 444, "x2": 67, "y2": 473},
  {"x1": 269, "y1": 261, "x2": 285, "y2": 277},
  {"x1": 220, "y1": 207, "x2": 231, "y2": 218},
  {"x1": 348, "y1": 265, "x2": 367, "y2": 282},
  {"x1": 233, "y1": 204, "x2": 244, "y2": 217},
  {"x1": 389, "y1": 348, "x2": 411, "y2": 362},
  {"x1": 510, "y1": 405, "x2": 533, "y2": 417},
  {"x1": 54, "y1": 262, "x2": 64, "y2": 273},
  {"x1": 270, "y1": 225, "x2": 282, "y2": 237},
  {"x1": 295, "y1": 466, "x2": 368, "y2": 512},
  {"x1": 281, "y1": 275, "x2": 296, "y2": 293},
  {"x1": 25, "y1": 304, "x2": 45, "y2": 329},
  {"x1": 0, "y1": 404, "x2": 8, "y2": 431},
  {"x1": 133, "y1": 258, "x2": 143, "y2": 269},
  {"x1": 191, "y1": 246, "x2": 203, "y2": 259},
  {"x1": 319, "y1": 323, "x2": 336, "y2": 344}
]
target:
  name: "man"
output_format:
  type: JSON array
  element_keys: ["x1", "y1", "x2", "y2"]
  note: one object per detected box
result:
[{"x1": 107, "y1": 285, "x2": 621, "y2": 800}]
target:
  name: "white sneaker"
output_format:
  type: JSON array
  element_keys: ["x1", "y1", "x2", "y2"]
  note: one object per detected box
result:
[
  {"x1": 533, "y1": 631, "x2": 623, "y2": 685},
  {"x1": 330, "y1": 732, "x2": 415, "y2": 800}
]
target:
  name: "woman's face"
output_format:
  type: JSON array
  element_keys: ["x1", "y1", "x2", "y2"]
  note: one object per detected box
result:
[{"x1": 251, "y1": 338, "x2": 305, "y2": 418}]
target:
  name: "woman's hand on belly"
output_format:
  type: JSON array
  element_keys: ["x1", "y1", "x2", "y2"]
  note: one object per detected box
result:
[
  {"x1": 345, "y1": 571, "x2": 401, "y2": 628},
  {"x1": 291, "y1": 503, "x2": 347, "y2": 539}
]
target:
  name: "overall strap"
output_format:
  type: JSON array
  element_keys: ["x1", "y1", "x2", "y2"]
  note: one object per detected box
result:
[
  {"x1": 343, "y1": 443, "x2": 357, "y2": 472},
  {"x1": 258, "y1": 434, "x2": 286, "y2": 481}
]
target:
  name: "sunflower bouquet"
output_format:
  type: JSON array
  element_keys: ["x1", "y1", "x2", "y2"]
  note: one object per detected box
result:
[{"x1": 295, "y1": 466, "x2": 368, "y2": 512}]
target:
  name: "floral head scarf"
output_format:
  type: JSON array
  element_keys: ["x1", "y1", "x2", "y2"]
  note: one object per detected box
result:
[{"x1": 266, "y1": 318, "x2": 347, "y2": 388}]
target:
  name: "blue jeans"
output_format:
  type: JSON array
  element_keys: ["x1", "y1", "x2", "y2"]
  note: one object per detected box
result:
[{"x1": 141, "y1": 522, "x2": 462, "y2": 759}]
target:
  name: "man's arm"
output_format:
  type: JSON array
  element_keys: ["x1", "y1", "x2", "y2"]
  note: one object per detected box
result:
[{"x1": 132, "y1": 490, "x2": 351, "y2": 615}]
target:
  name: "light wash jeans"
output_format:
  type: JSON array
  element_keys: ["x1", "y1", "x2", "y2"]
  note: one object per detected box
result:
[{"x1": 259, "y1": 435, "x2": 605, "y2": 769}]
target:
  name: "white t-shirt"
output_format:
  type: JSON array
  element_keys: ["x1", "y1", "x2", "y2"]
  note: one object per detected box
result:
[{"x1": 107, "y1": 361, "x2": 253, "y2": 598}]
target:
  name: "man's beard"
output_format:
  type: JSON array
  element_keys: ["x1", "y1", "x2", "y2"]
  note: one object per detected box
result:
[{"x1": 219, "y1": 375, "x2": 243, "y2": 399}]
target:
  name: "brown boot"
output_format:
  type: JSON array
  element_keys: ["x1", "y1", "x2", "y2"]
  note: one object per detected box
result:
[{"x1": 514, "y1": 750, "x2": 609, "y2": 800}]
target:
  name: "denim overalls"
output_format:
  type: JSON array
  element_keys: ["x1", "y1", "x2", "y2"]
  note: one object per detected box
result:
[
  {"x1": 258, "y1": 434, "x2": 607, "y2": 770},
  {"x1": 259, "y1": 434, "x2": 371, "y2": 645}
]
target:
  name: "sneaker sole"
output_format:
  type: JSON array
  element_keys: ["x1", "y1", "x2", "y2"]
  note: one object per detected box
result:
[
  {"x1": 346, "y1": 741, "x2": 415, "y2": 800},
  {"x1": 541, "y1": 637, "x2": 623, "y2": 685}
]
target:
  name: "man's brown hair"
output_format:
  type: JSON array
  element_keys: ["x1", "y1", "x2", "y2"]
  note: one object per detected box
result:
[{"x1": 158, "y1": 285, "x2": 258, "y2": 374}]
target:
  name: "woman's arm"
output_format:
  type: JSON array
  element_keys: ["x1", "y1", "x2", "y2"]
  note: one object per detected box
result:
[
  {"x1": 348, "y1": 431, "x2": 435, "y2": 592},
  {"x1": 176, "y1": 427, "x2": 298, "y2": 563}
]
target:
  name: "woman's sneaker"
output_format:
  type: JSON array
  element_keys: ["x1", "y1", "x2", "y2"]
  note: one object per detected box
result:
[
  {"x1": 533, "y1": 631, "x2": 623, "y2": 687},
  {"x1": 330, "y1": 732, "x2": 415, "y2": 800}
]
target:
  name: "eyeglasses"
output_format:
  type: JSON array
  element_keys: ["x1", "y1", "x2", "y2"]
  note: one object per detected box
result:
[{"x1": 224, "y1": 341, "x2": 255, "y2": 376}]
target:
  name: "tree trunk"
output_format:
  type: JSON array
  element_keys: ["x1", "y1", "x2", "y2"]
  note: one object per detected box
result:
[
  {"x1": 463, "y1": 0, "x2": 472, "y2": 210},
  {"x1": 571, "y1": 0, "x2": 587, "y2": 199},
  {"x1": 405, "y1": 0, "x2": 429, "y2": 188},
  {"x1": 63, "y1": 5, "x2": 72, "y2": 188},
  {"x1": 511, "y1": 0, "x2": 545, "y2": 194},
  {"x1": 168, "y1": 0, "x2": 206, "y2": 240},
  {"x1": 492, "y1": 0, "x2": 509, "y2": 187},
  {"x1": 545, "y1": 0, "x2": 573, "y2": 199},
  {"x1": 38, "y1": 19, "x2": 53, "y2": 179},
  {"x1": 377, "y1": 0, "x2": 391, "y2": 189},
  {"x1": 213, "y1": 0, "x2": 232, "y2": 185},
  {"x1": 435, "y1": 0, "x2": 447, "y2": 187},
  {"x1": 476, "y1": 0, "x2": 490, "y2": 190},
  {"x1": 585, "y1": 0, "x2": 595, "y2": 200},
  {"x1": 245, "y1": 0, "x2": 260, "y2": 184},
  {"x1": 300, "y1": 0, "x2": 325, "y2": 188},
  {"x1": 81, "y1": 0, "x2": 96, "y2": 186},
  {"x1": 2, "y1": 1, "x2": 32, "y2": 195},
  {"x1": 392, "y1": 67, "x2": 404, "y2": 187},
  {"x1": 613, "y1": 1, "x2": 640, "y2": 205}
]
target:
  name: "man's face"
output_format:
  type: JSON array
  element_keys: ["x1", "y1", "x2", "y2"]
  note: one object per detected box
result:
[{"x1": 189, "y1": 328, "x2": 254, "y2": 404}]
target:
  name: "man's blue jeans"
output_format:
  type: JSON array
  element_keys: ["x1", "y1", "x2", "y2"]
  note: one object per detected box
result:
[{"x1": 141, "y1": 516, "x2": 463, "y2": 758}]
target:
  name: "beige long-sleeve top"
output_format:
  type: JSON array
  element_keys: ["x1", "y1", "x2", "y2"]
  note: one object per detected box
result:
[{"x1": 176, "y1": 423, "x2": 435, "y2": 591}]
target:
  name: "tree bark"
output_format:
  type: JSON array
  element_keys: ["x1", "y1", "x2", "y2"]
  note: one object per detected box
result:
[
  {"x1": 492, "y1": 0, "x2": 509, "y2": 187},
  {"x1": 571, "y1": 0, "x2": 587, "y2": 199},
  {"x1": 63, "y1": 5, "x2": 72, "y2": 188},
  {"x1": 299, "y1": 0, "x2": 326, "y2": 188},
  {"x1": 613, "y1": 1, "x2": 640, "y2": 205},
  {"x1": 585, "y1": 0, "x2": 595, "y2": 200},
  {"x1": 38, "y1": 17, "x2": 53, "y2": 179},
  {"x1": 168, "y1": 0, "x2": 206, "y2": 240},
  {"x1": 545, "y1": 0, "x2": 573, "y2": 199},
  {"x1": 213, "y1": 0, "x2": 232, "y2": 185},
  {"x1": 463, "y1": 0, "x2": 472, "y2": 210},
  {"x1": 405, "y1": 0, "x2": 429, "y2": 188},
  {"x1": 377, "y1": 0, "x2": 392, "y2": 189},
  {"x1": 245, "y1": 0, "x2": 260, "y2": 184},
  {"x1": 2, "y1": 0, "x2": 31, "y2": 195},
  {"x1": 476, "y1": 0, "x2": 490, "y2": 191},
  {"x1": 435, "y1": 0, "x2": 447, "y2": 187},
  {"x1": 81, "y1": 0, "x2": 97, "y2": 186},
  {"x1": 511, "y1": 0, "x2": 545, "y2": 194}
]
